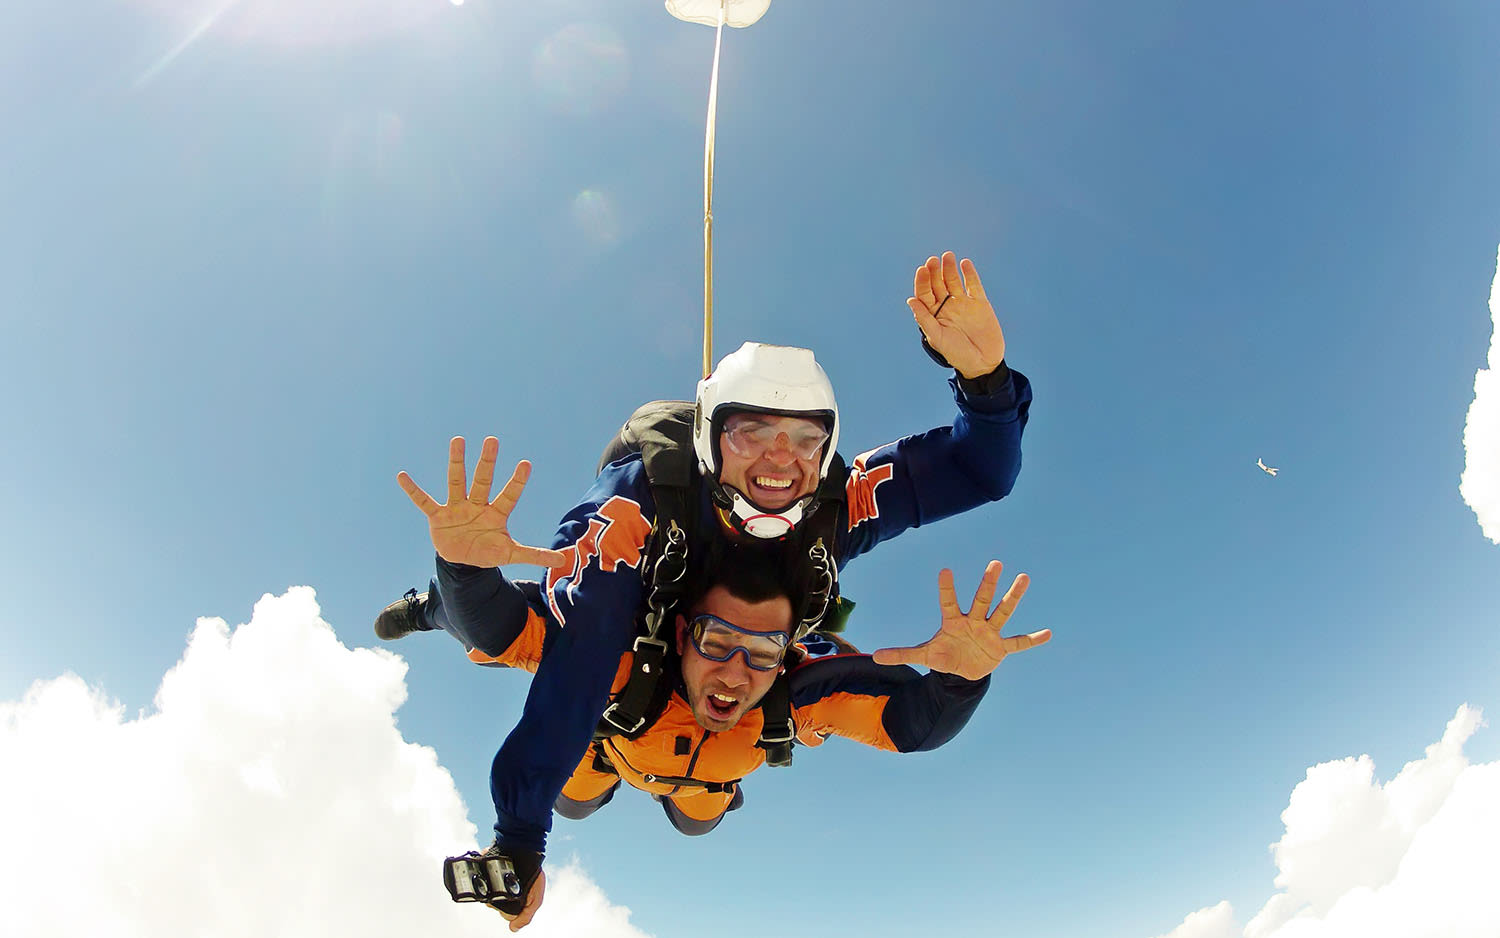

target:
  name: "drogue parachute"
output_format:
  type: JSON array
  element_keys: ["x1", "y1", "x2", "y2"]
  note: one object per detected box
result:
[
  {"x1": 665, "y1": 0, "x2": 772, "y2": 376},
  {"x1": 665, "y1": 0, "x2": 771, "y2": 28}
]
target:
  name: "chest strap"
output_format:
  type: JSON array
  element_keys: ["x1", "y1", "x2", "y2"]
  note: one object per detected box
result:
[{"x1": 592, "y1": 743, "x2": 741, "y2": 793}]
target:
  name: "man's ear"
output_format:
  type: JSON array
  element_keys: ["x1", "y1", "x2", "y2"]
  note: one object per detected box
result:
[{"x1": 674, "y1": 614, "x2": 688, "y2": 655}]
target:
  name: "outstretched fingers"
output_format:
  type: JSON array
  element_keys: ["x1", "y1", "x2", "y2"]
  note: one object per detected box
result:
[
  {"x1": 396, "y1": 471, "x2": 439, "y2": 517},
  {"x1": 489, "y1": 461, "x2": 570, "y2": 569},
  {"x1": 986, "y1": 572, "x2": 1030, "y2": 628},
  {"x1": 1000, "y1": 628, "x2": 1052, "y2": 655},
  {"x1": 968, "y1": 560, "x2": 1004, "y2": 619},
  {"x1": 468, "y1": 436, "x2": 500, "y2": 505},
  {"x1": 445, "y1": 436, "x2": 469, "y2": 505},
  {"x1": 959, "y1": 257, "x2": 988, "y2": 302},
  {"x1": 924, "y1": 255, "x2": 946, "y2": 300},
  {"x1": 489, "y1": 459, "x2": 533, "y2": 517},
  {"x1": 909, "y1": 296, "x2": 940, "y2": 341},
  {"x1": 514, "y1": 544, "x2": 571, "y2": 570},
  {"x1": 940, "y1": 251, "x2": 966, "y2": 298},
  {"x1": 936, "y1": 567, "x2": 963, "y2": 620},
  {"x1": 913, "y1": 260, "x2": 938, "y2": 307},
  {"x1": 871, "y1": 644, "x2": 925, "y2": 668}
]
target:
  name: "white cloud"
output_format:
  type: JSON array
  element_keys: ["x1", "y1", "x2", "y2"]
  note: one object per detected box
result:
[
  {"x1": 1152, "y1": 900, "x2": 1238, "y2": 938},
  {"x1": 0, "y1": 587, "x2": 650, "y2": 938},
  {"x1": 1459, "y1": 245, "x2": 1500, "y2": 544},
  {"x1": 1153, "y1": 706, "x2": 1500, "y2": 938}
]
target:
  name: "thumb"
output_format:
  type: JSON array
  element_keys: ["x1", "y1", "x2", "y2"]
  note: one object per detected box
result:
[
  {"x1": 515, "y1": 545, "x2": 571, "y2": 570},
  {"x1": 909, "y1": 297, "x2": 939, "y2": 341},
  {"x1": 872, "y1": 644, "x2": 926, "y2": 668}
]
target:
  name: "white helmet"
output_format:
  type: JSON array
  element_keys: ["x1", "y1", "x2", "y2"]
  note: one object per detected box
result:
[{"x1": 693, "y1": 342, "x2": 840, "y2": 539}]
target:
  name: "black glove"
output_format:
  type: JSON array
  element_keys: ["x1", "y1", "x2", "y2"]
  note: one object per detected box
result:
[{"x1": 442, "y1": 842, "x2": 544, "y2": 915}]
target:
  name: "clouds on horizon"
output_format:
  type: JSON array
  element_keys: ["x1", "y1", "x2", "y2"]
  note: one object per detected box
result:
[
  {"x1": 0, "y1": 587, "x2": 648, "y2": 938},
  {"x1": 1459, "y1": 245, "x2": 1500, "y2": 544},
  {"x1": 1153, "y1": 705, "x2": 1499, "y2": 938}
]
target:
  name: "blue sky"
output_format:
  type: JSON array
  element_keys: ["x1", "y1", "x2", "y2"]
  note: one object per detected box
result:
[{"x1": 3, "y1": 2, "x2": 1498, "y2": 937}]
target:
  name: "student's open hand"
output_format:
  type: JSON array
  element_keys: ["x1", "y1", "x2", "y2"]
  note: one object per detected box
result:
[
  {"x1": 398, "y1": 436, "x2": 568, "y2": 570},
  {"x1": 908, "y1": 252, "x2": 1007, "y2": 380},
  {"x1": 873, "y1": 561, "x2": 1050, "y2": 681}
]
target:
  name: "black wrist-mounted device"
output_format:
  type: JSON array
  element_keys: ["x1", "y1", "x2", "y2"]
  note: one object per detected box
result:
[{"x1": 442, "y1": 843, "x2": 544, "y2": 915}]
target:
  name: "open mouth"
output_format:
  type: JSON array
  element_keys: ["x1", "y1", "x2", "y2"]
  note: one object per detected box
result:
[
  {"x1": 705, "y1": 692, "x2": 739, "y2": 720},
  {"x1": 748, "y1": 475, "x2": 796, "y2": 508}
]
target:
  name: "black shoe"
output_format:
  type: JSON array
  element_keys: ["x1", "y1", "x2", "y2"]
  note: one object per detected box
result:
[{"x1": 374, "y1": 588, "x2": 432, "y2": 641}]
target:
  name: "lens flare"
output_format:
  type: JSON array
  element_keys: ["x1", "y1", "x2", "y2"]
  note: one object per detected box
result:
[
  {"x1": 127, "y1": 0, "x2": 445, "y2": 48},
  {"x1": 532, "y1": 23, "x2": 629, "y2": 117},
  {"x1": 572, "y1": 189, "x2": 620, "y2": 245}
]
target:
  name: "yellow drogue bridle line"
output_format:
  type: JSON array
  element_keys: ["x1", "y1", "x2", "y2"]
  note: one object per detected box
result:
[{"x1": 701, "y1": 1, "x2": 727, "y2": 380}]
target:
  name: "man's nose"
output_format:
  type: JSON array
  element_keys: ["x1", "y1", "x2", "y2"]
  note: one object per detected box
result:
[
  {"x1": 764, "y1": 432, "x2": 797, "y2": 466},
  {"x1": 717, "y1": 653, "x2": 753, "y2": 686}
]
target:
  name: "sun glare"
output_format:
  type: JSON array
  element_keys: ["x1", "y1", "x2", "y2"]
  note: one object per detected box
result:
[{"x1": 128, "y1": 0, "x2": 449, "y2": 48}]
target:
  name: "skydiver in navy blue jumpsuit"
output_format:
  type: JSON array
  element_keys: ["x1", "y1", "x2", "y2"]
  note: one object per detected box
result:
[{"x1": 387, "y1": 251, "x2": 1034, "y2": 927}]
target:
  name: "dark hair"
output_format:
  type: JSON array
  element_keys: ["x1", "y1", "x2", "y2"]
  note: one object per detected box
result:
[{"x1": 683, "y1": 542, "x2": 795, "y2": 613}]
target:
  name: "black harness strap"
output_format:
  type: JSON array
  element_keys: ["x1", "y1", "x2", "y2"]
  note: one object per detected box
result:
[
  {"x1": 596, "y1": 633, "x2": 671, "y2": 737},
  {"x1": 637, "y1": 775, "x2": 740, "y2": 793},
  {"x1": 595, "y1": 403, "x2": 698, "y2": 740},
  {"x1": 755, "y1": 672, "x2": 796, "y2": 767},
  {"x1": 788, "y1": 451, "x2": 848, "y2": 639},
  {"x1": 596, "y1": 507, "x2": 689, "y2": 739},
  {"x1": 592, "y1": 400, "x2": 854, "y2": 767}
]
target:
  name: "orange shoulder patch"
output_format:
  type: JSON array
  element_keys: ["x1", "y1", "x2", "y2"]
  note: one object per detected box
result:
[
  {"x1": 845, "y1": 450, "x2": 895, "y2": 531},
  {"x1": 545, "y1": 495, "x2": 651, "y2": 626}
]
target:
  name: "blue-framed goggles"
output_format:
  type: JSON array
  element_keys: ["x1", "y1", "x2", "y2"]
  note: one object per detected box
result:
[{"x1": 688, "y1": 614, "x2": 789, "y2": 671}]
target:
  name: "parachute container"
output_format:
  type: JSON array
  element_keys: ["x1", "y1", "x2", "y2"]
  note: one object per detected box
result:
[{"x1": 665, "y1": 0, "x2": 771, "y2": 28}]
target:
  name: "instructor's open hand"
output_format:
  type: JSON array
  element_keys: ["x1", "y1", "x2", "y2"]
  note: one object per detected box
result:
[
  {"x1": 873, "y1": 561, "x2": 1050, "y2": 681},
  {"x1": 398, "y1": 436, "x2": 568, "y2": 570},
  {"x1": 908, "y1": 251, "x2": 1007, "y2": 380}
]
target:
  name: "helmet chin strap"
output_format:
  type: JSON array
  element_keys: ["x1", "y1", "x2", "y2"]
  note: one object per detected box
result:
[{"x1": 714, "y1": 486, "x2": 816, "y2": 539}]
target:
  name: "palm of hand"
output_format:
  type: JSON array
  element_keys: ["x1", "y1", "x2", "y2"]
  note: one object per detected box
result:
[
  {"x1": 872, "y1": 563, "x2": 1048, "y2": 680},
  {"x1": 426, "y1": 500, "x2": 528, "y2": 569},
  {"x1": 909, "y1": 253, "x2": 1007, "y2": 380},
  {"x1": 920, "y1": 612, "x2": 1011, "y2": 681},
  {"x1": 925, "y1": 295, "x2": 1007, "y2": 380},
  {"x1": 397, "y1": 436, "x2": 567, "y2": 572}
]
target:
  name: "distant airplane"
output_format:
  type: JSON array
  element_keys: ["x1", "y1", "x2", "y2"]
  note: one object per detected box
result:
[{"x1": 1257, "y1": 458, "x2": 1279, "y2": 477}]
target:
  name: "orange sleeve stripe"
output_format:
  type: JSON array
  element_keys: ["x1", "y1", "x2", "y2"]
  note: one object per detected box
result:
[
  {"x1": 793, "y1": 691, "x2": 898, "y2": 751},
  {"x1": 465, "y1": 609, "x2": 548, "y2": 674}
]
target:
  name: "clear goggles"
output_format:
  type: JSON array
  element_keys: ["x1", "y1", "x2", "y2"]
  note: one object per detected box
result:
[
  {"x1": 688, "y1": 614, "x2": 789, "y2": 671},
  {"x1": 722, "y1": 413, "x2": 830, "y2": 462}
]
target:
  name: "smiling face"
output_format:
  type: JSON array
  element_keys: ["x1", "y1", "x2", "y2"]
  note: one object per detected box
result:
[
  {"x1": 715, "y1": 413, "x2": 828, "y2": 511},
  {"x1": 675, "y1": 584, "x2": 794, "y2": 733}
]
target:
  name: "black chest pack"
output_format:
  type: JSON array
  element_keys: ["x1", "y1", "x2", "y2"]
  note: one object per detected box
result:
[{"x1": 591, "y1": 400, "x2": 853, "y2": 769}]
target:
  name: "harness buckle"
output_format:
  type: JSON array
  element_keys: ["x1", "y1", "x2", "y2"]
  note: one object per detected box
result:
[
  {"x1": 632, "y1": 635, "x2": 670, "y2": 654},
  {"x1": 597, "y1": 636, "x2": 675, "y2": 732},
  {"x1": 599, "y1": 701, "x2": 647, "y2": 736},
  {"x1": 761, "y1": 740, "x2": 794, "y2": 768},
  {"x1": 759, "y1": 717, "x2": 795, "y2": 746}
]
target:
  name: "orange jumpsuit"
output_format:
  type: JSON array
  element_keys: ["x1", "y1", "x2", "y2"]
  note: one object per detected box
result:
[{"x1": 467, "y1": 606, "x2": 990, "y2": 827}]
